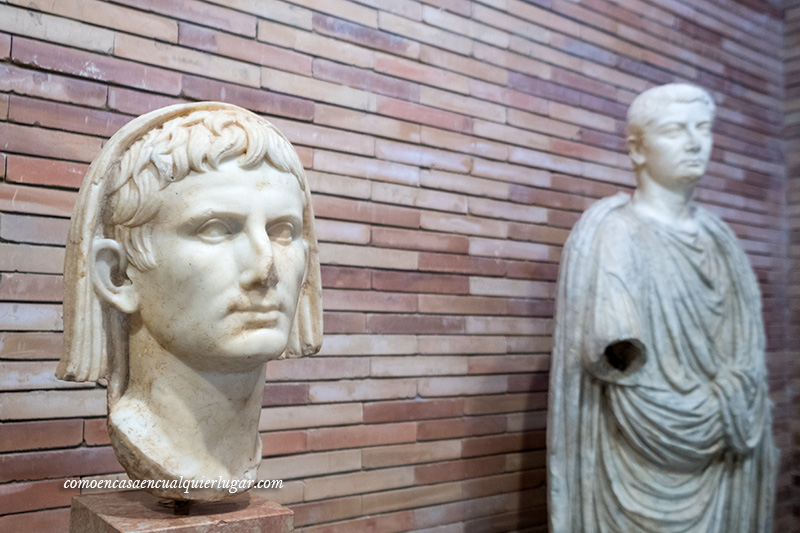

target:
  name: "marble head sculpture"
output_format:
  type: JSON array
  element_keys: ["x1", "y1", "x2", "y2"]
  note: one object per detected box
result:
[
  {"x1": 56, "y1": 102, "x2": 322, "y2": 500},
  {"x1": 547, "y1": 84, "x2": 778, "y2": 532}
]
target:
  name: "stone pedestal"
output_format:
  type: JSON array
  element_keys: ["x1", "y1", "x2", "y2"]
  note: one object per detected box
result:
[{"x1": 69, "y1": 490, "x2": 293, "y2": 532}]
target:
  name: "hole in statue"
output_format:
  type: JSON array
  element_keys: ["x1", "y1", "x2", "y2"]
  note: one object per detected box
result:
[{"x1": 605, "y1": 340, "x2": 640, "y2": 371}]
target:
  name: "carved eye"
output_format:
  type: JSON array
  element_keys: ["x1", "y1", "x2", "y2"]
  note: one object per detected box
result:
[
  {"x1": 269, "y1": 222, "x2": 295, "y2": 246},
  {"x1": 697, "y1": 122, "x2": 712, "y2": 135},
  {"x1": 196, "y1": 219, "x2": 234, "y2": 243}
]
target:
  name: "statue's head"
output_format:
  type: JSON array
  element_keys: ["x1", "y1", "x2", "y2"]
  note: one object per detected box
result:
[
  {"x1": 56, "y1": 103, "x2": 322, "y2": 394},
  {"x1": 626, "y1": 83, "x2": 715, "y2": 190}
]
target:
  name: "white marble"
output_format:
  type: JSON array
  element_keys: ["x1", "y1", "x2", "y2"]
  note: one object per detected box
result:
[
  {"x1": 56, "y1": 102, "x2": 323, "y2": 501},
  {"x1": 547, "y1": 84, "x2": 778, "y2": 532}
]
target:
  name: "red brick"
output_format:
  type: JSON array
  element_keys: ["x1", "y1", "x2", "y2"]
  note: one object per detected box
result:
[
  {"x1": 421, "y1": 45, "x2": 508, "y2": 84},
  {"x1": 0, "y1": 183, "x2": 77, "y2": 218},
  {"x1": 507, "y1": 373, "x2": 550, "y2": 393},
  {"x1": 418, "y1": 252, "x2": 505, "y2": 276},
  {"x1": 0, "y1": 419, "x2": 83, "y2": 453},
  {"x1": 114, "y1": 0, "x2": 256, "y2": 36},
  {"x1": 363, "y1": 398, "x2": 464, "y2": 423},
  {"x1": 83, "y1": 418, "x2": 110, "y2": 446},
  {"x1": 506, "y1": 223, "x2": 568, "y2": 246},
  {"x1": 375, "y1": 52, "x2": 469, "y2": 93},
  {"x1": 472, "y1": 158, "x2": 551, "y2": 188},
  {"x1": 13, "y1": 37, "x2": 181, "y2": 95},
  {"x1": 503, "y1": 260, "x2": 559, "y2": 281},
  {"x1": 262, "y1": 383, "x2": 310, "y2": 406},
  {"x1": 506, "y1": 297, "x2": 555, "y2": 316},
  {"x1": 417, "y1": 294, "x2": 506, "y2": 315},
  {"x1": 261, "y1": 430, "x2": 308, "y2": 457},
  {"x1": 179, "y1": 22, "x2": 311, "y2": 75},
  {"x1": 377, "y1": 96, "x2": 473, "y2": 133},
  {"x1": 0, "y1": 479, "x2": 78, "y2": 515},
  {"x1": 107, "y1": 87, "x2": 186, "y2": 116},
  {"x1": 266, "y1": 357, "x2": 370, "y2": 381},
  {"x1": 508, "y1": 146, "x2": 583, "y2": 175},
  {"x1": 324, "y1": 311, "x2": 366, "y2": 334},
  {"x1": 324, "y1": 289, "x2": 419, "y2": 314},
  {"x1": 182, "y1": 75, "x2": 314, "y2": 121},
  {"x1": 417, "y1": 415, "x2": 506, "y2": 441},
  {"x1": 313, "y1": 195, "x2": 420, "y2": 228},
  {"x1": 313, "y1": 13, "x2": 419, "y2": 58},
  {"x1": 421, "y1": 127, "x2": 508, "y2": 161},
  {"x1": 469, "y1": 79, "x2": 547, "y2": 116},
  {"x1": 0, "y1": 213, "x2": 70, "y2": 246},
  {"x1": 463, "y1": 393, "x2": 547, "y2": 415},
  {"x1": 371, "y1": 227, "x2": 469, "y2": 254},
  {"x1": 271, "y1": 118, "x2": 374, "y2": 157},
  {"x1": 468, "y1": 355, "x2": 549, "y2": 375},
  {"x1": 420, "y1": 212, "x2": 508, "y2": 238},
  {"x1": 0, "y1": 508, "x2": 70, "y2": 532},
  {"x1": 302, "y1": 510, "x2": 415, "y2": 533},
  {"x1": 376, "y1": 139, "x2": 472, "y2": 174},
  {"x1": 315, "y1": 104, "x2": 421, "y2": 143},
  {"x1": 415, "y1": 455, "x2": 505, "y2": 485},
  {"x1": 0, "y1": 32, "x2": 9, "y2": 59},
  {"x1": 461, "y1": 431, "x2": 545, "y2": 458},
  {"x1": 1, "y1": 123, "x2": 102, "y2": 164},
  {"x1": 0, "y1": 273, "x2": 63, "y2": 302},
  {"x1": 308, "y1": 422, "x2": 416, "y2": 451},
  {"x1": 0, "y1": 63, "x2": 107, "y2": 108},
  {"x1": 5, "y1": 155, "x2": 86, "y2": 190},
  {"x1": 0, "y1": 93, "x2": 8, "y2": 120},
  {"x1": 372, "y1": 271, "x2": 469, "y2": 294},
  {"x1": 314, "y1": 150, "x2": 420, "y2": 186},
  {"x1": 321, "y1": 266, "x2": 371, "y2": 289},
  {"x1": 0, "y1": 446, "x2": 121, "y2": 483},
  {"x1": 0, "y1": 332, "x2": 62, "y2": 360},
  {"x1": 9, "y1": 96, "x2": 130, "y2": 139},
  {"x1": 373, "y1": 184, "x2": 466, "y2": 218},
  {"x1": 462, "y1": 469, "x2": 545, "y2": 499},
  {"x1": 291, "y1": 495, "x2": 362, "y2": 527},
  {"x1": 366, "y1": 314, "x2": 465, "y2": 335}
]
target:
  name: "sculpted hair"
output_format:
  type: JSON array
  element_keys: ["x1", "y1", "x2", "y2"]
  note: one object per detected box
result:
[
  {"x1": 108, "y1": 109, "x2": 306, "y2": 271},
  {"x1": 625, "y1": 83, "x2": 716, "y2": 143},
  {"x1": 57, "y1": 103, "x2": 322, "y2": 393}
]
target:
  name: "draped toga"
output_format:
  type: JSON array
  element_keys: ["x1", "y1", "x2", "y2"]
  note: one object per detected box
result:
[{"x1": 547, "y1": 193, "x2": 778, "y2": 532}]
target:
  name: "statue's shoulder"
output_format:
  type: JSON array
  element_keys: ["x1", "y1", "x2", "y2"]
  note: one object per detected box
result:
[{"x1": 567, "y1": 192, "x2": 633, "y2": 246}]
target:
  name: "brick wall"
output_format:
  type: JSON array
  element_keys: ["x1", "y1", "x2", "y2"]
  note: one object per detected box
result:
[
  {"x1": 786, "y1": 0, "x2": 800, "y2": 526},
  {"x1": 0, "y1": 0, "x2": 795, "y2": 531}
]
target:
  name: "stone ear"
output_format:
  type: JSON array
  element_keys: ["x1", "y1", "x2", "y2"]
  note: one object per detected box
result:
[
  {"x1": 90, "y1": 238, "x2": 140, "y2": 314},
  {"x1": 627, "y1": 136, "x2": 646, "y2": 167}
]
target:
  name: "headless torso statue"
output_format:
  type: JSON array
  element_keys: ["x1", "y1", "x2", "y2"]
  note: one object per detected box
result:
[
  {"x1": 547, "y1": 84, "x2": 778, "y2": 532},
  {"x1": 56, "y1": 102, "x2": 322, "y2": 501}
]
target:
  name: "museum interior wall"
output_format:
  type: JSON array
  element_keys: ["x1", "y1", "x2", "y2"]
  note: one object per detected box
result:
[{"x1": 0, "y1": 0, "x2": 796, "y2": 530}]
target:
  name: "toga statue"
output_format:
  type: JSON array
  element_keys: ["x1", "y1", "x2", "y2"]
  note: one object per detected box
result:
[
  {"x1": 547, "y1": 84, "x2": 778, "y2": 532},
  {"x1": 56, "y1": 102, "x2": 323, "y2": 501}
]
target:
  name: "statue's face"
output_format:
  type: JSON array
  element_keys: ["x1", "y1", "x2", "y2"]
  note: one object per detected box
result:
[
  {"x1": 634, "y1": 101, "x2": 713, "y2": 190},
  {"x1": 126, "y1": 159, "x2": 308, "y2": 371}
]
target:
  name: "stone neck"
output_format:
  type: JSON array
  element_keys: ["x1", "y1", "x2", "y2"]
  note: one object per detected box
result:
[
  {"x1": 113, "y1": 317, "x2": 266, "y2": 492},
  {"x1": 632, "y1": 175, "x2": 698, "y2": 233}
]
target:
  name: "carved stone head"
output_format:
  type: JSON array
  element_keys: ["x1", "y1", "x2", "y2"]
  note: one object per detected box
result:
[
  {"x1": 56, "y1": 102, "x2": 322, "y2": 500},
  {"x1": 626, "y1": 83, "x2": 716, "y2": 190}
]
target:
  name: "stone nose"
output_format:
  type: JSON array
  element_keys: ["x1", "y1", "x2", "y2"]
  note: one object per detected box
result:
[{"x1": 239, "y1": 226, "x2": 275, "y2": 288}]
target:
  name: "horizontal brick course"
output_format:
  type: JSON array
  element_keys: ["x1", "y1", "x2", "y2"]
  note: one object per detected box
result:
[{"x1": 1, "y1": 0, "x2": 796, "y2": 529}]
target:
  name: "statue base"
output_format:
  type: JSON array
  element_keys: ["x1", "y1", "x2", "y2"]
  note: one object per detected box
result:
[{"x1": 69, "y1": 490, "x2": 293, "y2": 532}]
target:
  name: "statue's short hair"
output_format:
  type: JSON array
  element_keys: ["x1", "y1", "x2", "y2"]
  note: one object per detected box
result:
[
  {"x1": 626, "y1": 83, "x2": 716, "y2": 143},
  {"x1": 57, "y1": 103, "x2": 322, "y2": 396}
]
